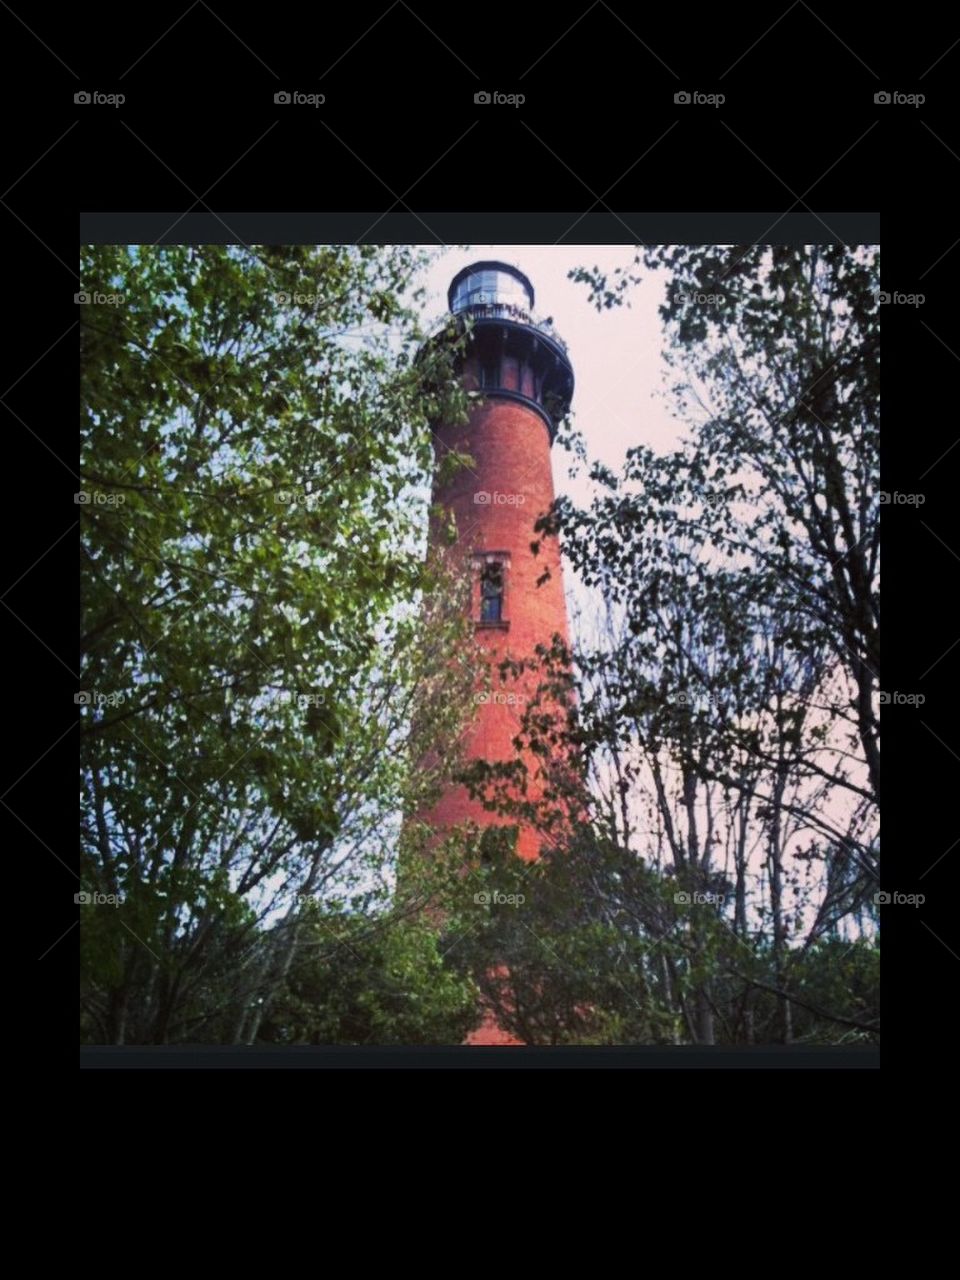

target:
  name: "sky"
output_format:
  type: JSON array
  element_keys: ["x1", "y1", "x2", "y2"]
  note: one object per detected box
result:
[
  {"x1": 416, "y1": 243, "x2": 693, "y2": 644},
  {"x1": 419, "y1": 245, "x2": 683, "y2": 505},
  {"x1": 416, "y1": 245, "x2": 873, "y2": 938}
]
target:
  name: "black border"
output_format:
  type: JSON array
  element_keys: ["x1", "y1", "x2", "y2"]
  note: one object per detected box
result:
[{"x1": 69, "y1": 212, "x2": 887, "y2": 1072}]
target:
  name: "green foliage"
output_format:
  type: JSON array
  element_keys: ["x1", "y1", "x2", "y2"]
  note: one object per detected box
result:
[
  {"x1": 255, "y1": 911, "x2": 478, "y2": 1045},
  {"x1": 449, "y1": 833, "x2": 680, "y2": 1044},
  {"x1": 79, "y1": 244, "x2": 479, "y2": 1043},
  {"x1": 446, "y1": 832, "x2": 879, "y2": 1045},
  {"x1": 561, "y1": 245, "x2": 879, "y2": 809},
  {"x1": 451, "y1": 244, "x2": 883, "y2": 1045}
]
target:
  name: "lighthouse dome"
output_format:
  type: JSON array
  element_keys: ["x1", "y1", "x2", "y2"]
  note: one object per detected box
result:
[{"x1": 448, "y1": 261, "x2": 534, "y2": 314}]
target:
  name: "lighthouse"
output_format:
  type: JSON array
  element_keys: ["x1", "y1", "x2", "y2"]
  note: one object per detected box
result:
[{"x1": 416, "y1": 262, "x2": 575, "y2": 869}]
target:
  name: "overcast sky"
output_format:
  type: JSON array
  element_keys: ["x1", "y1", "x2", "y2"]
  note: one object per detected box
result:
[
  {"x1": 414, "y1": 246, "x2": 867, "y2": 932},
  {"x1": 420, "y1": 245, "x2": 683, "y2": 504}
]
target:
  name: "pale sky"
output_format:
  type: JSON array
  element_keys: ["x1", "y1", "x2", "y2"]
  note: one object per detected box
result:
[
  {"x1": 420, "y1": 245, "x2": 682, "y2": 506},
  {"x1": 416, "y1": 247, "x2": 870, "y2": 937},
  {"x1": 418, "y1": 244, "x2": 688, "y2": 641}
]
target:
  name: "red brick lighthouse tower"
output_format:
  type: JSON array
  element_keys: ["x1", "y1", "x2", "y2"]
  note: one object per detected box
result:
[{"x1": 412, "y1": 266, "x2": 574, "y2": 1048}]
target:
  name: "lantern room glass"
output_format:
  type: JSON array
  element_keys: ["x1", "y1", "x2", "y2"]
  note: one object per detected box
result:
[{"x1": 451, "y1": 268, "x2": 531, "y2": 313}]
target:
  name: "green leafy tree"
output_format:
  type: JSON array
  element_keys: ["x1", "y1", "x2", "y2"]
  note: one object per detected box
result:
[
  {"x1": 245, "y1": 909, "x2": 478, "y2": 1046},
  {"x1": 455, "y1": 245, "x2": 880, "y2": 1044},
  {"x1": 79, "y1": 244, "x2": 479, "y2": 1043}
]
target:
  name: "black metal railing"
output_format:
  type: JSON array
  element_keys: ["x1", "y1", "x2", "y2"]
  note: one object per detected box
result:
[{"x1": 434, "y1": 301, "x2": 569, "y2": 353}]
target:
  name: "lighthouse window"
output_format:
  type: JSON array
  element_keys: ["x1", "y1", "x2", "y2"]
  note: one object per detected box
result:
[
  {"x1": 479, "y1": 359, "x2": 499, "y2": 389},
  {"x1": 480, "y1": 561, "x2": 504, "y2": 622}
]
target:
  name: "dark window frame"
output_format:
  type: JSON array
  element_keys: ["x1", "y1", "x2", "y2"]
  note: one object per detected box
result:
[
  {"x1": 480, "y1": 560, "x2": 504, "y2": 622},
  {"x1": 480, "y1": 358, "x2": 500, "y2": 389},
  {"x1": 475, "y1": 554, "x2": 509, "y2": 627}
]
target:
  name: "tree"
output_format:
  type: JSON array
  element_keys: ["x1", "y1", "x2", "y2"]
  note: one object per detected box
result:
[
  {"x1": 452, "y1": 245, "x2": 881, "y2": 1044},
  {"x1": 570, "y1": 245, "x2": 880, "y2": 806},
  {"x1": 79, "y1": 244, "x2": 480, "y2": 1043},
  {"x1": 227, "y1": 909, "x2": 479, "y2": 1046}
]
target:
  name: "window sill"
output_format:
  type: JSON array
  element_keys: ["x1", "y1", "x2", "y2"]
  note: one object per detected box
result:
[{"x1": 476, "y1": 620, "x2": 510, "y2": 631}]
